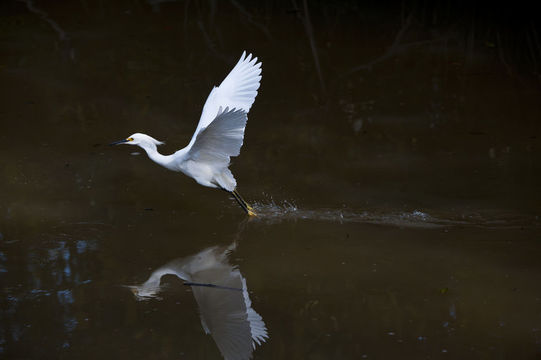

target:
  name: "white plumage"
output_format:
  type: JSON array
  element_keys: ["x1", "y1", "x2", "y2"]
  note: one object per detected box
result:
[
  {"x1": 127, "y1": 243, "x2": 269, "y2": 360},
  {"x1": 111, "y1": 52, "x2": 262, "y2": 215}
]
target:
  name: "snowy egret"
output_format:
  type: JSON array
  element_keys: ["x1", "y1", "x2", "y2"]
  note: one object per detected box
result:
[
  {"x1": 111, "y1": 51, "x2": 262, "y2": 216},
  {"x1": 127, "y1": 243, "x2": 268, "y2": 359}
]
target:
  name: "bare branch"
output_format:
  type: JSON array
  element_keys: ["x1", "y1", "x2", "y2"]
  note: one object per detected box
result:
[
  {"x1": 19, "y1": 0, "x2": 67, "y2": 41},
  {"x1": 291, "y1": 0, "x2": 326, "y2": 96}
]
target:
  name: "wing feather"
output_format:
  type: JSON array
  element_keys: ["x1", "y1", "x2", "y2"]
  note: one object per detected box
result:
[
  {"x1": 191, "y1": 271, "x2": 267, "y2": 360},
  {"x1": 186, "y1": 51, "x2": 262, "y2": 150},
  {"x1": 188, "y1": 108, "x2": 248, "y2": 166}
]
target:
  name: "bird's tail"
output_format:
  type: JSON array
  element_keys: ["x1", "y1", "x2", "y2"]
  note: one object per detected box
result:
[{"x1": 214, "y1": 168, "x2": 237, "y2": 192}]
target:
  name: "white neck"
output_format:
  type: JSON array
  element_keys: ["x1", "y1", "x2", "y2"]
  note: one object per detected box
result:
[
  {"x1": 138, "y1": 142, "x2": 173, "y2": 169},
  {"x1": 142, "y1": 267, "x2": 189, "y2": 290}
]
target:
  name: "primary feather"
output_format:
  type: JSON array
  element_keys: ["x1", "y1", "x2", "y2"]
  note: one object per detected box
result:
[{"x1": 187, "y1": 51, "x2": 262, "y2": 150}]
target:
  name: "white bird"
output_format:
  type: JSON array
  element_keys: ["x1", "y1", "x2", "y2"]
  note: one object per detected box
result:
[
  {"x1": 127, "y1": 243, "x2": 268, "y2": 360},
  {"x1": 111, "y1": 51, "x2": 262, "y2": 216}
]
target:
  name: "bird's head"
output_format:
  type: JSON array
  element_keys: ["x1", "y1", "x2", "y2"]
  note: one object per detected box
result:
[
  {"x1": 110, "y1": 133, "x2": 164, "y2": 147},
  {"x1": 124, "y1": 284, "x2": 161, "y2": 301}
]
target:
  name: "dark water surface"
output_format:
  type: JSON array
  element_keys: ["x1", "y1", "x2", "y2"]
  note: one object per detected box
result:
[{"x1": 1, "y1": 1, "x2": 541, "y2": 359}]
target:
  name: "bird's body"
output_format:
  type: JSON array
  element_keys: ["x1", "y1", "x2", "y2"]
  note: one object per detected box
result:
[
  {"x1": 112, "y1": 52, "x2": 262, "y2": 215},
  {"x1": 128, "y1": 243, "x2": 269, "y2": 359}
]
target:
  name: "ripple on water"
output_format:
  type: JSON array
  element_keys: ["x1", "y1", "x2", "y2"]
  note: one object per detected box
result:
[{"x1": 250, "y1": 202, "x2": 539, "y2": 229}]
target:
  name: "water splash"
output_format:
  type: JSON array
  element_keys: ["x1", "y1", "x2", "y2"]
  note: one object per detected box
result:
[{"x1": 250, "y1": 202, "x2": 539, "y2": 229}]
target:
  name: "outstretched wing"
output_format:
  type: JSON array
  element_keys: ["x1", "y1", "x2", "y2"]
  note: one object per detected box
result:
[
  {"x1": 187, "y1": 107, "x2": 247, "y2": 166},
  {"x1": 191, "y1": 270, "x2": 268, "y2": 360},
  {"x1": 186, "y1": 52, "x2": 262, "y2": 150}
]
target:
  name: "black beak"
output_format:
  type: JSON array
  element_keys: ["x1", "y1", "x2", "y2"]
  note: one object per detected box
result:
[{"x1": 109, "y1": 139, "x2": 129, "y2": 146}]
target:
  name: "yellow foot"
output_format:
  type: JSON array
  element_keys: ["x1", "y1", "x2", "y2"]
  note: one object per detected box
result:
[{"x1": 247, "y1": 209, "x2": 258, "y2": 217}]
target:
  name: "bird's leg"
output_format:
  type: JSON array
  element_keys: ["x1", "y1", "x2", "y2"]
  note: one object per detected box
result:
[
  {"x1": 220, "y1": 188, "x2": 257, "y2": 216},
  {"x1": 231, "y1": 190, "x2": 257, "y2": 216},
  {"x1": 233, "y1": 190, "x2": 254, "y2": 212},
  {"x1": 231, "y1": 191, "x2": 249, "y2": 214},
  {"x1": 183, "y1": 282, "x2": 242, "y2": 291},
  {"x1": 233, "y1": 189, "x2": 257, "y2": 216}
]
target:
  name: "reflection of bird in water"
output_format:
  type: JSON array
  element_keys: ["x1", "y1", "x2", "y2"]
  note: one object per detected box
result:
[
  {"x1": 111, "y1": 52, "x2": 261, "y2": 216},
  {"x1": 127, "y1": 242, "x2": 268, "y2": 360}
]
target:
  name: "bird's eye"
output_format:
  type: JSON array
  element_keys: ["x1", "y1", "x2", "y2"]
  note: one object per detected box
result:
[{"x1": 127, "y1": 137, "x2": 134, "y2": 141}]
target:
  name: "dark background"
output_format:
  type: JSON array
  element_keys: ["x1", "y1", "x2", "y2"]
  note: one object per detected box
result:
[{"x1": 1, "y1": 1, "x2": 540, "y2": 359}]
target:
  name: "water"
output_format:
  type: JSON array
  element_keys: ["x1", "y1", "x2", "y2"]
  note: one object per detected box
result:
[{"x1": 1, "y1": 1, "x2": 541, "y2": 359}]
